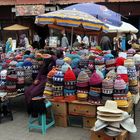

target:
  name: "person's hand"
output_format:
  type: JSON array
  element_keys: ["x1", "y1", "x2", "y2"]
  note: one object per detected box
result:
[{"x1": 33, "y1": 80, "x2": 39, "y2": 85}]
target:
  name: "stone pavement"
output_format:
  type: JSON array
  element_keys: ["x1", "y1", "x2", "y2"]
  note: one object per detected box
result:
[{"x1": 0, "y1": 96, "x2": 139, "y2": 140}]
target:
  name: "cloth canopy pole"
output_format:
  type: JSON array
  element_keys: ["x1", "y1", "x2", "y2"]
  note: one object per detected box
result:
[{"x1": 70, "y1": 27, "x2": 74, "y2": 50}]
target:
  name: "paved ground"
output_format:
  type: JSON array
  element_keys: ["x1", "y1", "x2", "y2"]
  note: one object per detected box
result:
[{"x1": 0, "y1": 96, "x2": 139, "y2": 140}]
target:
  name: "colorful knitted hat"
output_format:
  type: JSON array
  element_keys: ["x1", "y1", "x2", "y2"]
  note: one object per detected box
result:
[
  {"x1": 83, "y1": 67, "x2": 92, "y2": 78},
  {"x1": 53, "y1": 70, "x2": 64, "y2": 84},
  {"x1": 124, "y1": 59, "x2": 135, "y2": 67},
  {"x1": 106, "y1": 59, "x2": 116, "y2": 71},
  {"x1": 127, "y1": 48, "x2": 136, "y2": 57},
  {"x1": 96, "y1": 69, "x2": 104, "y2": 80},
  {"x1": 102, "y1": 77, "x2": 114, "y2": 94},
  {"x1": 117, "y1": 66, "x2": 128, "y2": 83},
  {"x1": 88, "y1": 56, "x2": 95, "y2": 71},
  {"x1": 47, "y1": 67, "x2": 58, "y2": 82},
  {"x1": 77, "y1": 71, "x2": 89, "y2": 87},
  {"x1": 79, "y1": 58, "x2": 89, "y2": 68},
  {"x1": 71, "y1": 58, "x2": 80, "y2": 69},
  {"x1": 64, "y1": 68, "x2": 76, "y2": 82},
  {"x1": 43, "y1": 82, "x2": 53, "y2": 99},
  {"x1": 114, "y1": 76, "x2": 126, "y2": 90},
  {"x1": 94, "y1": 56, "x2": 105, "y2": 65},
  {"x1": 61, "y1": 62, "x2": 72, "y2": 73},
  {"x1": 116, "y1": 57, "x2": 125, "y2": 66},
  {"x1": 89, "y1": 71, "x2": 102, "y2": 86},
  {"x1": 106, "y1": 69, "x2": 117, "y2": 80},
  {"x1": 63, "y1": 57, "x2": 72, "y2": 64},
  {"x1": 16, "y1": 67, "x2": 25, "y2": 85},
  {"x1": 0, "y1": 70, "x2": 7, "y2": 80},
  {"x1": 72, "y1": 67, "x2": 81, "y2": 78},
  {"x1": 56, "y1": 58, "x2": 64, "y2": 67}
]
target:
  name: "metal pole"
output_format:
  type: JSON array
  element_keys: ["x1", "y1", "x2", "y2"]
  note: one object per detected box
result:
[{"x1": 70, "y1": 27, "x2": 74, "y2": 51}]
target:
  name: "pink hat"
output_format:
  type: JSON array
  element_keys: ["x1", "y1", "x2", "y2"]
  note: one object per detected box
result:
[
  {"x1": 114, "y1": 76, "x2": 126, "y2": 90},
  {"x1": 89, "y1": 71, "x2": 102, "y2": 86}
]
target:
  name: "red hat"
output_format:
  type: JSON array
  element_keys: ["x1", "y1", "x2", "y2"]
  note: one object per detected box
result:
[
  {"x1": 64, "y1": 68, "x2": 76, "y2": 81},
  {"x1": 6, "y1": 59, "x2": 11, "y2": 64},
  {"x1": 118, "y1": 74, "x2": 129, "y2": 83},
  {"x1": 89, "y1": 71, "x2": 102, "y2": 86},
  {"x1": 116, "y1": 57, "x2": 125, "y2": 66}
]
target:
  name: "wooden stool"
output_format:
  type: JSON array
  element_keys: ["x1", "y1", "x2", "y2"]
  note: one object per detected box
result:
[{"x1": 28, "y1": 99, "x2": 55, "y2": 135}]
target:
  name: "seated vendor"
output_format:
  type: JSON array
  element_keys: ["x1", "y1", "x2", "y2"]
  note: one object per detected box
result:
[{"x1": 24, "y1": 54, "x2": 55, "y2": 112}]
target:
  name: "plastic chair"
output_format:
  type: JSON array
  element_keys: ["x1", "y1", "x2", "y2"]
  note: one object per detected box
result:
[{"x1": 28, "y1": 100, "x2": 55, "y2": 135}]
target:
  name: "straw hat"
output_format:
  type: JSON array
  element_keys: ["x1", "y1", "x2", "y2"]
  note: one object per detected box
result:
[
  {"x1": 97, "y1": 115, "x2": 123, "y2": 122},
  {"x1": 91, "y1": 120, "x2": 108, "y2": 132},
  {"x1": 97, "y1": 100, "x2": 124, "y2": 114},
  {"x1": 121, "y1": 118, "x2": 137, "y2": 133},
  {"x1": 97, "y1": 111, "x2": 122, "y2": 117}
]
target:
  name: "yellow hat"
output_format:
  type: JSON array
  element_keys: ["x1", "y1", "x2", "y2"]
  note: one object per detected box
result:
[
  {"x1": 115, "y1": 100, "x2": 128, "y2": 107},
  {"x1": 63, "y1": 57, "x2": 71, "y2": 64}
]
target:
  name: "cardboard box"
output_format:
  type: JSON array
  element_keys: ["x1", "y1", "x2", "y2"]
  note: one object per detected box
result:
[
  {"x1": 83, "y1": 117, "x2": 96, "y2": 128},
  {"x1": 91, "y1": 130, "x2": 129, "y2": 140},
  {"x1": 68, "y1": 102, "x2": 96, "y2": 117},
  {"x1": 54, "y1": 115, "x2": 68, "y2": 127},
  {"x1": 52, "y1": 101, "x2": 67, "y2": 116}
]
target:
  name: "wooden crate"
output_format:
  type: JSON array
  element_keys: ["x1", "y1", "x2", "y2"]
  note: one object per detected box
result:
[
  {"x1": 51, "y1": 100, "x2": 67, "y2": 116},
  {"x1": 54, "y1": 115, "x2": 68, "y2": 127},
  {"x1": 91, "y1": 130, "x2": 129, "y2": 140},
  {"x1": 83, "y1": 117, "x2": 96, "y2": 129},
  {"x1": 68, "y1": 101, "x2": 96, "y2": 117}
]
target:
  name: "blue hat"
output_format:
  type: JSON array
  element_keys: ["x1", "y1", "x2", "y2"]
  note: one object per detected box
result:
[
  {"x1": 56, "y1": 58, "x2": 64, "y2": 67},
  {"x1": 16, "y1": 62, "x2": 24, "y2": 67},
  {"x1": 71, "y1": 58, "x2": 80, "y2": 69}
]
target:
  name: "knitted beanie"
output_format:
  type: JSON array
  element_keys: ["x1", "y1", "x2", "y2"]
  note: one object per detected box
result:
[
  {"x1": 23, "y1": 60, "x2": 33, "y2": 85},
  {"x1": 71, "y1": 58, "x2": 80, "y2": 69},
  {"x1": 32, "y1": 61, "x2": 39, "y2": 80},
  {"x1": 114, "y1": 76, "x2": 126, "y2": 90},
  {"x1": 96, "y1": 69, "x2": 104, "y2": 80},
  {"x1": 52, "y1": 69, "x2": 64, "y2": 100},
  {"x1": 61, "y1": 62, "x2": 72, "y2": 73},
  {"x1": 63, "y1": 57, "x2": 72, "y2": 65},
  {"x1": 106, "y1": 69, "x2": 117, "y2": 80},
  {"x1": 94, "y1": 56, "x2": 105, "y2": 65},
  {"x1": 72, "y1": 67, "x2": 81, "y2": 78},
  {"x1": 77, "y1": 71, "x2": 89, "y2": 87},
  {"x1": 117, "y1": 66, "x2": 128, "y2": 83},
  {"x1": 0, "y1": 70, "x2": 7, "y2": 80},
  {"x1": 43, "y1": 82, "x2": 53, "y2": 99},
  {"x1": 47, "y1": 67, "x2": 58, "y2": 83},
  {"x1": 16, "y1": 67, "x2": 25, "y2": 85},
  {"x1": 83, "y1": 67, "x2": 92, "y2": 78},
  {"x1": 79, "y1": 58, "x2": 89, "y2": 68},
  {"x1": 64, "y1": 68, "x2": 76, "y2": 82},
  {"x1": 89, "y1": 71, "x2": 102, "y2": 86},
  {"x1": 106, "y1": 59, "x2": 116, "y2": 71},
  {"x1": 56, "y1": 58, "x2": 64, "y2": 67},
  {"x1": 127, "y1": 48, "x2": 136, "y2": 58},
  {"x1": 102, "y1": 77, "x2": 114, "y2": 94},
  {"x1": 116, "y1": 57, "x2": 125, "y2": 66},
  {"x1": 124, "y1": 59, "x2": 135, "y2": 67}
]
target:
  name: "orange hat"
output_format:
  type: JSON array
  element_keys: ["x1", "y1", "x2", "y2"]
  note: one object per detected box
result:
[{"x1": 47, "y1": 67, "x2": 58, "y2": 79}]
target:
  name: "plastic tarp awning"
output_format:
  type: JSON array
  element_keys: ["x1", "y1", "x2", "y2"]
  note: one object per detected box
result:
[{"x1": 106, "y1": 21, "x2": 138, "y2": 33}]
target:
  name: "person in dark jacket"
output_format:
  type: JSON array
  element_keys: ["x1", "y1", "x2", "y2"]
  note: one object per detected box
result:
[{"x1": 100, "y1": 35, "x2": 112, "y2": 50}]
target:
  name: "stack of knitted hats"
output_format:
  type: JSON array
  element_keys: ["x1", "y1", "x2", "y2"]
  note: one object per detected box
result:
[
  {"x1": 0, "y1": 70, "x2": 7, "y2": 91},
  {"x1": 76, "y1": 71, "x2": 89, "y2": 101},
  {"x1": 44, "y1": 67, "x2": 58, "y2": 99},
  {"x1": 64, "y1": 68, "x2": 76, "y2": 101},
  {"x1": 89, "y1": 71, "x2": 102, "y2": 104},
  {"x1": 79, "y1": 57, "x2": 89, "y2": 68},
  {"x1": 6, "y1": 61, "x2": 18, "y2": 95},
  {"x1": 113, "y1": 76, "x2": 128, "y2": 107},
  {"x1": 105, "y1": 54, "x2": 116, "y2": 71},
  {"x1": 88, "y1": 56, "x2": 95, "y2": 71},
  {"x1": 32, "y1": 60, "x2": 39, "y2": 80},
  {"x1": 16, "y1": 62, "x2": 25, "y2": 94},
  {"x1": 53, "y1": 69, "x2": 64, "y2": 100},
  {"x1": 102, "y1": 77, "x2": 113, "y2": 103},
  {"x1": 127, "y1": 65, "x2": 138, "y2": 94},
  {"x1": 23, "y1": 60, "x2": 33, "y2": 85}
]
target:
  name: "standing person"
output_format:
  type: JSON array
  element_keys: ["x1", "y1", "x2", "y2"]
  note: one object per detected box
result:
[
  {"x1": 100, "y1": 35, "x2": 112, "y2": 50},
  {"x1": 61, "y1": 34, "x2": 69, "y2": 50},
  {"x1": 5, "y1": 38, "x2": 13, "y2": 53},
  {"x1": 82, "y1": 35, "x2": 89, "y2": 46},
  {"x1": 24, "y1": 34, "x2": 30, "y2": 49},
  {"x1": 76, "y1": 34, "x2": 82, "y2": 44},
  {"x1": 33, "y1": 32, "x2": 40, "y2": 49}
]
